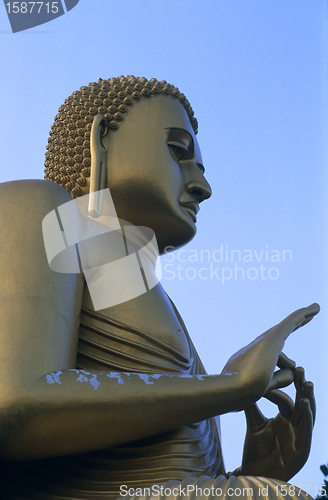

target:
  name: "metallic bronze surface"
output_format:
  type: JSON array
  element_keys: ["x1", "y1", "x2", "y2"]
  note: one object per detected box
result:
[{"x1": 0, "y1": 77, "x2": 318, "y2": 499}]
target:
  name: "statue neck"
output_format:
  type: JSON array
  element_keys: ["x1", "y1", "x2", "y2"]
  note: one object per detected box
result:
[{"x1": 120, "y1": 219, "x2": 159, "y2": 277}]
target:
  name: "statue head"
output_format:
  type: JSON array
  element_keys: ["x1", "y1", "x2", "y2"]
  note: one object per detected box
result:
[
  {"x1": 44, "y1": 76, "x2": 198, "y2": 197},
  {"x1": 44, "y1": 76, "x2": 211, "y2": 251}
]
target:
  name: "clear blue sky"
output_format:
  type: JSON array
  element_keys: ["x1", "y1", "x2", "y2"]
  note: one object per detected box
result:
[{"x1": 0, "y1": 0, "x2": 327, "y2": 489}]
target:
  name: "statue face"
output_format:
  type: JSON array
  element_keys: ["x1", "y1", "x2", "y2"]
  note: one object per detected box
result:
[{"x1": 103, "y1": 95, "x2": 212, "y2": 252}]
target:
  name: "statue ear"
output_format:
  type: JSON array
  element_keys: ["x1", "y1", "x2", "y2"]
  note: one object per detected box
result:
[{"x1": 88, "y1": 114, "x2": 108, "y2": 218}]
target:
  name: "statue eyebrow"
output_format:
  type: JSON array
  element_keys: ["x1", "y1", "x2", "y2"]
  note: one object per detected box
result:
[{"x1": 165, "y1": 128, "x2": 194, "y2": 153}]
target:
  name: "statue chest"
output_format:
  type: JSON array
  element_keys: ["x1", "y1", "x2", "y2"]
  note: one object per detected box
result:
[{"x1": 77, "y1": 282, "x2": 193, "y2": 374}]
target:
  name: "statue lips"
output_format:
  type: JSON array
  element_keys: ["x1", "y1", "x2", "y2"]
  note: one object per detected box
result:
[{"x1": 180, "y1": 202, "x2": 199, "y2": 223}]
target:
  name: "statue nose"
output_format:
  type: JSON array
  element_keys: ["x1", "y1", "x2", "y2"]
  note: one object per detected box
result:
[{"x1": 186, "y1": 176, "x2": 212, "y2": 203}]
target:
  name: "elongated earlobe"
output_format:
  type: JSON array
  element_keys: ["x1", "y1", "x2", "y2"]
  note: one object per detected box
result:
[{"x1": 88, "y1": 114, "x2": 108, "y2": 218}]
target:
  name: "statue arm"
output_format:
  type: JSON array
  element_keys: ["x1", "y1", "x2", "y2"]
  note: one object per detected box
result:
[
  {"x1": 0, "y1": 307, "x2": 319, "y2": 463},
  {"x1": 0, "y1": 366, "x2": 263, "y2": 460},
  {"x1": 0, "y1": 301, "x2": 318, "y2": 461}
]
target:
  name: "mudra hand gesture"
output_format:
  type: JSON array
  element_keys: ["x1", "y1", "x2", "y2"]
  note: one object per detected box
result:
[
  {"x1": 221, "y1": 303, "x2": 319, "y2": 480},
  {"x1": 240, "y1": 362, "x2": 315, "y2": 481}
]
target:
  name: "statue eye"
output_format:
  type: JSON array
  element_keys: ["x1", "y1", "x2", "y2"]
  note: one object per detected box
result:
[{"x1": 168, "y1": 143, "x2": 189, "y2": 162}]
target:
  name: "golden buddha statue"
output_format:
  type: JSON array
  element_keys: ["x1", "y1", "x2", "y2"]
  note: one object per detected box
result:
[{"x1": 0, "y1": 76, "x2": 318, "y2": 500}]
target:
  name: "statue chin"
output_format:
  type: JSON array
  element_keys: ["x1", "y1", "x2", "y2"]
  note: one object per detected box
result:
[
  {"x1": 107, "y1": 184, "x2": 199, "y2": 255},
  {"x1": 156, "y1": 224, "x2": 197, "y2": 255}
]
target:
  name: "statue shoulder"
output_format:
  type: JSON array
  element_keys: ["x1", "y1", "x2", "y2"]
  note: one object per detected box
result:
[
  {"x1": 0, "y1": 179, "x2": 84, "y2": 387},
  {"x1": 0, "y1": 179, "x2": 72, "y2": 216}
]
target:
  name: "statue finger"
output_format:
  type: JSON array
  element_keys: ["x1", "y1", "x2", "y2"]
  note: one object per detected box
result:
[
  {"x1": 303, "y1": 303, "x2": 320, "y2": 318},
  {"x1": 267, "y1": 369, "x2": 294, "y2": 391},
  {"x1": 295, "y1": 398, "x2": 313, "y2": 455},
  {"x1": 288, "y1": 303, "x2": 319, "y2": 331},
  {"x1": 244, "y1": 403, "x2": 267, "y2": 431},
  {"x1": 294, "y1": 367, "x2": 306, "y2": 401},
  {"x1": 277, "y1": 353, "x2": 296, "y2": 370},
  {"x1": 277, "y1": 304, "x2": 319, "y2": 339},
  {"x1": 292, "y1": 317, "x2": 312, "y2": 332},
  {"x1": 264, "y1": 389, "x2": 294, "y2": 418},
  {"x1": 303, "y1": 381, "x2": 316, "y2": 425},
  {"x1": 291, "y1": 367, "x2": 305, "y2": 426}
]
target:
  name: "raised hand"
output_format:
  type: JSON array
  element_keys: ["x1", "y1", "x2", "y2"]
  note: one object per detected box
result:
[{"x1": 221, "y1": 304, "x2": 319, "y2": 408}]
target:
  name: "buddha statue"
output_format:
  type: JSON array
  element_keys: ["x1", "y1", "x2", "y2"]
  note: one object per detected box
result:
[{"x1": 0, "y1": 76, "x2": 319, "y2": 500}]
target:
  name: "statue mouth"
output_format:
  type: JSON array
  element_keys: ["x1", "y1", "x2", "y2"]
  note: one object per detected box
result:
[{"x1": 180, "y1": 202, "x2": 199, "y2": 223}]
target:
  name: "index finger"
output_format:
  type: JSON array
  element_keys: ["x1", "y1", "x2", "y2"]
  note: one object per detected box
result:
[
  {"x1": 277, "y1": 353, "x2": 296, "y2": 370},
  {"x1": 292, "y1": 303, "x2": 320, "y2": 332},
  {"x1": 264, "y1": 389, "x2": 294, "y2": 418}
]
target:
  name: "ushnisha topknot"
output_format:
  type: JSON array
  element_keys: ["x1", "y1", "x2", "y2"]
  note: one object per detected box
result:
[{"x1": 44, "y1": 76, "x2": 198, "y2": 198}]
